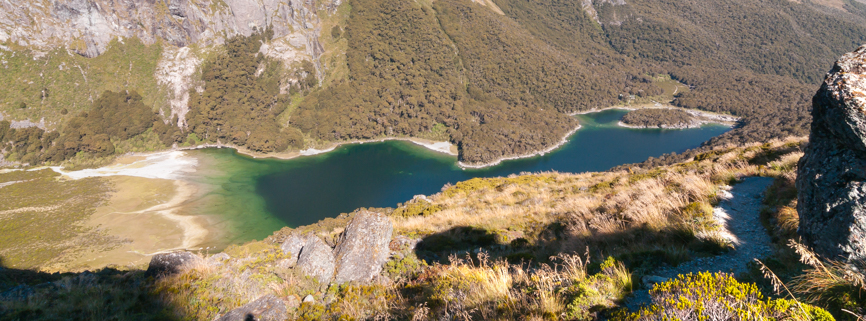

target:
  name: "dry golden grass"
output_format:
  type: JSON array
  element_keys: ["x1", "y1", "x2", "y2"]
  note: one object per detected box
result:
[
  {"x1": 412, "y1": 252, "x2": 631, "y2": 319},
  {"x1": 789, "y1": 241, "x2": 866, "y2": 301}
]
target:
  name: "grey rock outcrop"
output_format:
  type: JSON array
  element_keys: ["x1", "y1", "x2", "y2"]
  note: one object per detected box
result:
[
  {"x1": 280, "y1": 233, "x2": 308, "y2": 266},
  {"x1": 296, "y1": 234, "x2": 336, "y2": 282},
  {"x1": 797, "y1": 44, "x2": 866, "y2": 262},
  {"x1": 0, "y1": 0, "x2": 333, "y2": 58},
  {"x1": 333, "y1": 210, "x2": 393, "y2": 284},
  {"x1": 217, "y1": 294, "x2": 287, "y2": 321},
  {"x1": 145, "y1": 251, "x2": 203, "y2": 277}
]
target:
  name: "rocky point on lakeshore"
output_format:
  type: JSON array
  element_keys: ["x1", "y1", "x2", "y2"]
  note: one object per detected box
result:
[{"x1": 797, "y1": 44, "x2": 866, "y2": 262}]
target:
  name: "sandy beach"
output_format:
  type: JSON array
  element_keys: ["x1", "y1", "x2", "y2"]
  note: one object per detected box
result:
[
  {"x1": 49, "y1": 153, "x2": 215, "y2": 269},
  {"x1": 179, "y1": 136, "x2": 459, "y2": 160}
]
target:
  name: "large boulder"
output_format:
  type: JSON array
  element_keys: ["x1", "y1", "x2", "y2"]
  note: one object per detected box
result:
[
  {"x1": 296, "y1": 234, "x2": 336, "y2": 283},
  {"x1": 217, "y1": 294, "x2": 287, "y2": 321},
  {"x1": 145, "y1": 251, "x2": 203, "y2": 278},
  {"x1": 334, "y1": 210, "x2": 394, "y2": 284},
  {"x1": 280, "y1": 233, "x2": 308, "y2": 266},
  {"x1": 797, "y1": 45, "x2": 866, "y2": 262}
]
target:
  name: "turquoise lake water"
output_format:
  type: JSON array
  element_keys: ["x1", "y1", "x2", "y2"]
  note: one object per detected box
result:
[{"x1": 185, "y1": 109, "x2": 730, "y2": 246}]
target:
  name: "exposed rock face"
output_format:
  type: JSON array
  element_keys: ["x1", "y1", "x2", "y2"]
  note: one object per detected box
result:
[
  {"x1": 797, "y1": 44, "x2": 866, "y2": 262},
  {"x1": 280, "y1": 233, "x2": 308, "y2": 266},
  {"x1": 296, "y1": 234, "x2": 336, "y2": 282},
  {"x1": 217, "y1": 294, "x2": 287, "y2": 321},
  {"x1": 333, "y1": 210, "x2": 393, "y2": 284},
  {"x1": 155, "y1": 46, "x2": 200, "y2": 126},
  {"x1": 580, "y1": 0, "x2": 628, "y2": 25},
  {"x1": 0, "y1": 0, "x2": 332, "y2": 58},
  {"x1": 145, "y1": 251, "x2": 202, "y2": 277}
]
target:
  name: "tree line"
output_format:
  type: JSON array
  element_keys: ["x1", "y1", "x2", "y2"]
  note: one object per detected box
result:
[{"x1": 1, "y1": 90, "x2": 180, "y2": 164}]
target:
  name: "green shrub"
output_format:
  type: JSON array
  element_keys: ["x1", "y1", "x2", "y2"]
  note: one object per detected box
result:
[
  {"x1": 383, "y1": 254, "x2": 427, "y2": 279},
  {"x1": 391, "y1": 199, "x2": 442, "y2": 218},
  {"x1": 440, "y1": 175, "x2": 555, "y2": 197},
  {"x1": 621, "y1": 272, "x2": 834, "y2": 321}
]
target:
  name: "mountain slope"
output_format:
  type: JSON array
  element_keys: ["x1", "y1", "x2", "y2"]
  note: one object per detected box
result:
[{"x1": 1, "y1": 0, "x2": 865, "y2": 167}]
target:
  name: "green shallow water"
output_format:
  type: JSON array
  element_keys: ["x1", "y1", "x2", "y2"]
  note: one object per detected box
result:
[{"x1": 184, "y1": 109, "x2": 730, "y2": 247}]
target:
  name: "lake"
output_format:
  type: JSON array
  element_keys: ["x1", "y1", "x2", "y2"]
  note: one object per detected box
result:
[{"x1": 184, "y1": 109, "x2": 730, "y2": 246}]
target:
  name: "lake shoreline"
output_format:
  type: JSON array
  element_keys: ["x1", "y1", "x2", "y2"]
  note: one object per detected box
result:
[
  {"x1": 570, "y1": 104, "x2": 739, "y2": 125},
  {"x1": 457, "y1": 124, "x2": 583, "y2": 169},
  {"x1": 145, "y1": 106, "x2": 735, "y2": 170},
  {"x1": 45, "y1": 152, "x2": 214, "y2": 267},
  {"x1": 176, "y1": 136, "x2": 458, "y2": 161}
]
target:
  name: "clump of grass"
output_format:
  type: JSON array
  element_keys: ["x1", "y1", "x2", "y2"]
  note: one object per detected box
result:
[
  {"x1": 409, "y1": 252, "x2": 631, "y2": 320},
  {"x1": 787, "y1": 241, "x2": 866, "y2": 320},
  {"x1": 391, "y1": 198, "x2": 442, "y2": 218}
]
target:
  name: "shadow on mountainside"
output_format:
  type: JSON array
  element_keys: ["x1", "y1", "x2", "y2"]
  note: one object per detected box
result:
[
  {"x1": 414, "y1": 223, "x2": 573, "y2": 266},
  {"x1": 0, "y1": 257, "x2": 180, "y2": 321},
  {"x1": 413, "y1": 217, "x2": 731, "y2": 270}
]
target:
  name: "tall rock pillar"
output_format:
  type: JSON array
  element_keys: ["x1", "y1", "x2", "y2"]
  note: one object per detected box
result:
[{"x1": 797, "y1": 45, "x2": 866, "y2": 262}]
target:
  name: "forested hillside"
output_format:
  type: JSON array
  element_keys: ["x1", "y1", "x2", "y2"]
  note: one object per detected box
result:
[
  {"x1": 284, "y1": 0, "x2": 866, "y2": 165},
  {"x1": 290, "y1": 0, "x2": 665, "y2": 164},
  {"x1": 186, "y1": 29, "x2": 305, "y2": 153},
  {"x1": 598, "y1": 0, "x2": 864, "y2": 146},
  {"x1": 2, "y1": 0, "x2": 866, "y2": 167}
]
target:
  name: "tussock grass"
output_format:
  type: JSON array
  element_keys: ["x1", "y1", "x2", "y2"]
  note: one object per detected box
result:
[
  {"x1": 787, "y1": 241, "x2": 866, "y2": 320},
  {"x1": 393, "y1": 139, "x2": 809, "y2": 268},
  {"x1": 408, "y1": 252, "x2": 631, "y2": 320},
  {"x1": 0, "y1": 169, "x2": 119, "y2": 269}
]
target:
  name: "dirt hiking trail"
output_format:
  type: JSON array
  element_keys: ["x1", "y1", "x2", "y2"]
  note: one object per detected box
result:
[{"x1": 626, "y1": 176, "x2": 775, "y2": 309}]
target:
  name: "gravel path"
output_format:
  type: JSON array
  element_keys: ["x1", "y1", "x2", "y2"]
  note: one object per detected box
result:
[{"x1": 625, "y1": 176, "x2": 775, "y2": 310}]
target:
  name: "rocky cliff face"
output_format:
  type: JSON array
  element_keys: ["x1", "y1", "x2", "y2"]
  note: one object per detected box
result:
[
  {"x1": 797, "y1": 44, "x2": 866, "y2": 262},
  {"x1": 0, "y1": 0, "x2": 335, "y2": 125},
  {"x1": 0, "y1": 0, "x2": 332, "y2": 58}
]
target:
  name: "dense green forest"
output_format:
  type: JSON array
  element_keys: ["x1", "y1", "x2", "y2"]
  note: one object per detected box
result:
[
  {"x1": 286, "y1": 0, "x2": 866, "y2": 165},
  {"x1": 0, "y1": 90, "x2": 178, "y2": 165},
  {"x1": 185, "y1": 29, "x2": 304, "y2": 153},
  {"x1": 290, "y1": 0, "x2": 667, "y2": 164},
  {"x1": 594, "y1": 0, "x2": 864, "y2": 149},
  {"x1": 620, "y1": 109, "x2": 695, "y2": 128},
  {"x1": 3, "y1": 0, "x2": 866, "y2": 167}
]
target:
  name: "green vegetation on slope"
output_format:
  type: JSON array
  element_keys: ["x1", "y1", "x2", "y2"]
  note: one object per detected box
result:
[
  {"x1": 602, "y1": 0, "x2": 866, "y2": 84},
  {"x1": 621, "y1": 272, "x2": 834, "y2": 321},
  {"x1": 186, "y1": 29, "x2": 304, "y2": 153},
  {"x1": 1, "y1": 90, "x2": 178, "y2": 165},
  {"x1": 289, "y1": 0, "x2": 668, "y2": 164},
  {"x1": 621, "y1": 108, "x2": 695, "y2": 128},
  {"x1": 0, "y1": 169, "x2": 117, "y2": 269},
  {"x1": 0, "y1": 38, "x2": 165, "y2": 128}
]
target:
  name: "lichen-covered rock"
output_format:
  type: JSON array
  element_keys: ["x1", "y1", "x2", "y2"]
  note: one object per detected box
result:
[
  {"x1": 296, "y1": 234, "x2": 335, "y2": 283},
  {"x1": 797, "y1": 44, "x2": 866, "y2": 262},
  {"x1": 145, "y1": 251, "x2": 202, "y2": 277},
  {"x1": 0, "y1": 0, "x2": 336, "y2": 58},
  {"x1": 280, "y1": 233, "x2": 308, "y2": 267},
  {"x1": 333, "y1": 210, "x2": 393, "y2": 284},
  {"x1": 217, "y1": 294, "x2": 287, "y2": 321},
  {"x1": 207, "y1": 253, "x2": 231, "y2": 266}
]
